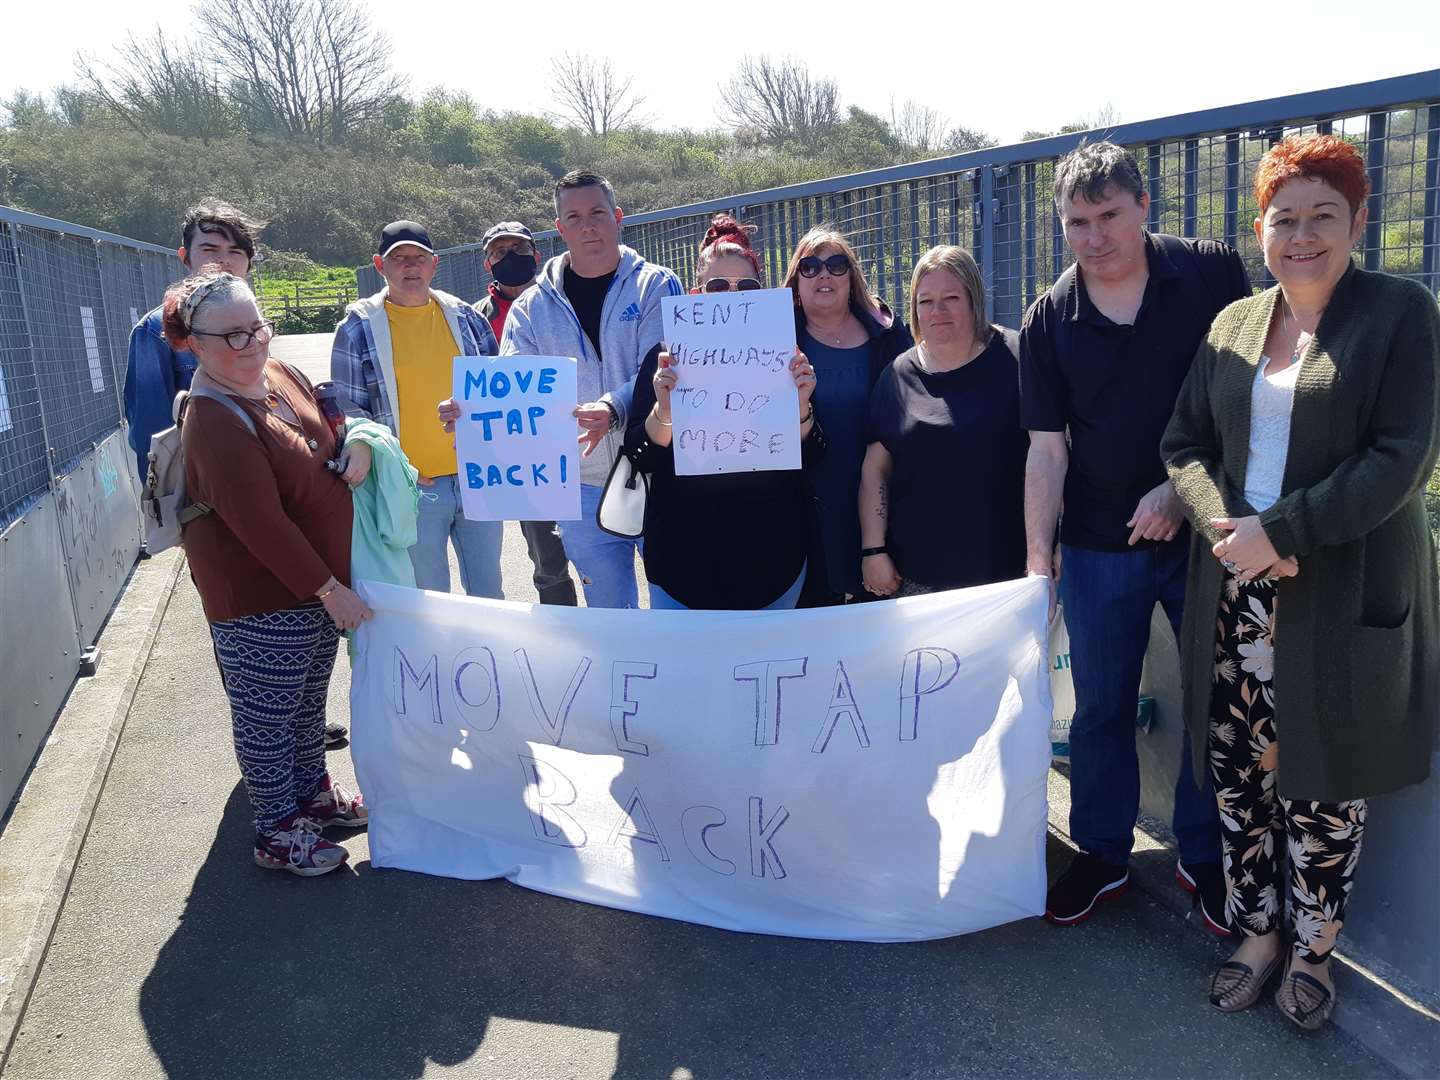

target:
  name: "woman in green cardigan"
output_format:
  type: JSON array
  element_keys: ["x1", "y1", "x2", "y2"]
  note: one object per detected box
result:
[{"x1": 1162, "y1": 133, "x2": 1439, "y2": 1031}]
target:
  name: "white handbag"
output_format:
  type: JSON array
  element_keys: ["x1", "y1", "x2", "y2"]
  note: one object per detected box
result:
[{"x1": 596, "y1": 449, "x2": 648, "y2": 539}]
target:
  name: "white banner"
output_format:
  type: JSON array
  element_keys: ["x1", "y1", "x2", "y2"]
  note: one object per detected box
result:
[
  {"x1": 350, "y1": 576, "x2": 1052, "y2": 942},
  {"x1": 452, "y1": 354, "x2": 580, "y2": 522},
  {"x1": 660, "y1": 288, "x2": 800, "y2": 476}
]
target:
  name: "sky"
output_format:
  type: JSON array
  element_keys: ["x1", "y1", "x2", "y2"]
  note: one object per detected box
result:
[{"x1": 6, "y1": 0, "x2": 1439, "y2": 145}]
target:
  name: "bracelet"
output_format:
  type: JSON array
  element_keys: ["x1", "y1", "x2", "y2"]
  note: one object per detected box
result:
[
  {"x1": 860, "y1": 546, "x2": 888, "y2": 558},
  {"x1": 800, "y1": 405, "x2": 815, "y2": 423},
  {"x1": 655, "y1": 412, "x2": 673, "y2": 426},
  {"x1": 316, "y1": 581, "x2": 340, "y2": 600}
]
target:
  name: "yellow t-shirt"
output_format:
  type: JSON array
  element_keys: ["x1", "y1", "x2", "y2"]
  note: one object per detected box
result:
[{"x1": 386, "y1": 298, "x2": 457, "y2": 479}]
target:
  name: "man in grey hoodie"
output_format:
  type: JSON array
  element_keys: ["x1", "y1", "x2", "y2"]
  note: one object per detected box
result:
[{"x1": 499, "y1": 172, "x2": 683, "y2": 608}]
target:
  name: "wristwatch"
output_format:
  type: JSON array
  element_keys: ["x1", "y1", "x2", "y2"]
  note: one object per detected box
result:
[
  {"x1": 604, "y1": 401, "x2": 620, "y2": 430},
  {"x1": 860, "y1": 547, "x2": 888, "y2": 558}
]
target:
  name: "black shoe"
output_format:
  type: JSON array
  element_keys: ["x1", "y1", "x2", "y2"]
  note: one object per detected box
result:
[
  {"x1": 1045, "y1": 852, "x2": 1130, "y2": 925},
  {"x1": 1177, "y1": 859, "x2": 1234, "y2": 937},
  {"x1": 323, "y1": 721, "x2": 348, "y2": 748}
]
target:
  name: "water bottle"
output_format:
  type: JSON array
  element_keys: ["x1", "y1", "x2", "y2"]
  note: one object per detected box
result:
[{"x1": 312, "y1": 381, "x2": 347, "y2": 471}]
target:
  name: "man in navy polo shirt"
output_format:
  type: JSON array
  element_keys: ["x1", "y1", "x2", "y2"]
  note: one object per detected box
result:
[{"x1": 1021, "y1": 142, "x2": 1250, "y2": 931}]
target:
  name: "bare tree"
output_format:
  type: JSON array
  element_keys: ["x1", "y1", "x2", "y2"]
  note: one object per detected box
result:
[
  {"x1": 889, "y1": 99, "x2": 950, "y2": 155},
  {"x1": 76, "y1": 29, "x2": 235, "y2": 138},
  {"x1": 717, "y1": 55, "x2": 840, "y2": 145},
  {"x1": 193, "y1": 0, "x2": 404, "y2": 143},
  {"x1": 1059, "y1": 102, "x2": 1122, "y2": 135},
  {"x1": 549, "y1": 53, "x2": 646, "y2": 139}
]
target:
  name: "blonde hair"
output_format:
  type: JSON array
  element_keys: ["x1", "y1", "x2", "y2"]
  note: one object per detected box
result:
[
  {"x1": 909, "y1": 246, "x2": 987, "y2": 345},
  {"x1": 781, "y1": 226, "x2": 879, "y2": 316}
]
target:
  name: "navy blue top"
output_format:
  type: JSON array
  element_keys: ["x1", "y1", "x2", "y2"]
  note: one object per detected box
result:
[
  {"x1": 867, "y1": 330, "x2": 1027, "y2": 589},
  {"x1": 803, "y1": 335, "x2": 873, "y2": 596},
  {"x1": 1019, "y1": 233, "x2": 1250, "y2": 551}
]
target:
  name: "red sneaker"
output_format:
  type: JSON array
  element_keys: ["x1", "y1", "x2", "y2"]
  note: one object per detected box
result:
[
  {"x1": 302, "y1": 775, "x2": 369, "y2": 829},
  {"x1": 254, "y1": 818, "x2": 348, "y2": 876}
]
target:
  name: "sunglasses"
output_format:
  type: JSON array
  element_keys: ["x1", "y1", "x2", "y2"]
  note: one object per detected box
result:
[
  {"x1": 191, "y1": 321, "x2": 275, "y2": 350},
  {"x1": 797, "y1": 254, "x2": 851, "y2": 278},
  {"x1": 701, "y1": 276, "x2": 763, "y2": 292}
]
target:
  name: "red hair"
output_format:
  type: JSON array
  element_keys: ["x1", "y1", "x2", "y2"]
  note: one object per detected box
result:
[
  {"x1": 698, "y1": 213, "x2": 762, "y2": 278},
  {"x1": 160, "y1": 271, "x2": 251, "y2": 349},
  {"x1": 1255, "y1": 134, "x2": 1370, "y2": 216}
]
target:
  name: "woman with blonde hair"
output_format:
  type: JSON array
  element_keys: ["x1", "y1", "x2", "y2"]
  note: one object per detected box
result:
[
  {"x1": 782, "y1": 226, "x2": 912, "y2": 604},
  {"x1": 1163, "y1": 133, "x2": 1439, "y2": 1029},
  {"x1": 859, "y1": 246, "x2": 1026, "y2": 595}
]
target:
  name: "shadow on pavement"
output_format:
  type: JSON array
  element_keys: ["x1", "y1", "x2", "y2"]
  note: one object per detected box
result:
[{"x1": 136, "y1": 788, "x2": 1387, "y2": 1080}]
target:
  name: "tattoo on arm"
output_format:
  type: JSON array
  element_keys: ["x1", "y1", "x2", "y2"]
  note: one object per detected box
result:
[{"x1": 876, "y1": 481, "x2": 888, "y2": 519}]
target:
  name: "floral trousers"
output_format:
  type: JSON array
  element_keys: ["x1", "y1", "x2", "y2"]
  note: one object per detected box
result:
[{"x1": 1208, "y1": 574, "x2": 1366, "y2": 962}]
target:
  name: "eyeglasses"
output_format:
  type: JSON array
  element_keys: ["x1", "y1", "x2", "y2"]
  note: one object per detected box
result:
[
  {"x1": 797, "y1": 254, "x2": 851, "y2": 278},
  {"x1": 701, "y1": 276, "x2": 763, "y2": 292},
  {"x1": 191, "y1": 321, "x2": 275, "y2": 350}
]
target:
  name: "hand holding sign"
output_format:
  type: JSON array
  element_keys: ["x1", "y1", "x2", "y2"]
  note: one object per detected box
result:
[
  {"x1": 660, "y1": 288, "x2": 801, "y2": 476},
  {"x1": 453, "y1": 355, "x2": 580, "y2": 522}
]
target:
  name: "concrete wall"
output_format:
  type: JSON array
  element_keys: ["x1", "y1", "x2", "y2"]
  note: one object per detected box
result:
[{"x1": 0, "y1": 430, "x2": 140, "y2": 813}]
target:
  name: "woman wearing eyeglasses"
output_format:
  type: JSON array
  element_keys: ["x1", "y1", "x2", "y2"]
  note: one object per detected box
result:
[
  {"x1": 624, "y1": 214, "x2": 823, "y2": 609},
  {"x1": 782, "y1": 227, "x2": 914, "y2": 605},
  {"x1": 164, "y1": 270, "x2": 371, "y2": 877}
]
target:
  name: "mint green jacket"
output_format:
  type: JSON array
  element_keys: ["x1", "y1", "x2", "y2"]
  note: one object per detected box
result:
[{"x1": 344, "y1": 418, "x2": 419, "y2": 590}]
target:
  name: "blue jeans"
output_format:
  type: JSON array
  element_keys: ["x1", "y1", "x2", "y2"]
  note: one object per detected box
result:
[
  {"x1": 1058, "y1": 541, "x2": 1222, "y2": 867},
  {"x1": 557, "y1": 483, "x2": 639, "y2": 609},
  {"x1": 410, "y1": 474, "x2": 503, "y2": 598},
  {"x1": 649, "y1": 564, "x2": 806, "y2": 610}
]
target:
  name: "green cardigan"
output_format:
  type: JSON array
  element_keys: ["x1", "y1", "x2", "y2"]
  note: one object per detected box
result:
[{"x1": 1162, "y1": 263, "x2": 1439, "y2": 802}]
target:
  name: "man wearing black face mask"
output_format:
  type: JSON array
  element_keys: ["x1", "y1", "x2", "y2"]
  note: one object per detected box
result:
[{"x1": 475, "y1": 221, "x2": 578, "y2": 605}]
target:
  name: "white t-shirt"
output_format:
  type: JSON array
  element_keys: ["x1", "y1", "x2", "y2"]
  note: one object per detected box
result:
[{"x1": 1243, "y1": 356, "x2": 1302, "y2": 512}]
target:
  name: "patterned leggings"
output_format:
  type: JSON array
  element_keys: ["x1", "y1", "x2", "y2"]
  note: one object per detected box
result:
[
  {"x1": 1209, "y1": 574, "x2": 1366, "y2": 962},
  {"x1": 210, "y1": 602, "x2": 340, "y2": 835}
]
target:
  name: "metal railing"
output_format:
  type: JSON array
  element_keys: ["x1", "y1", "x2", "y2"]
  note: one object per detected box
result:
[
  {"x1": 361, "y1": 68, "x2": 1439, "y2": 551},
  {"x1": 0, "y1": 206, "x2": 181, "y2": 529},
  {"x1": 364, "y1": 70, "x2": 1438, "y2": 318}
]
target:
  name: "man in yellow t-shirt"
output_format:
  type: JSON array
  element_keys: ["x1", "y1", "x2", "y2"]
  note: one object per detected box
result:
[{"x1": 330, "y1": 221, "x2": 503, "y2": 596}]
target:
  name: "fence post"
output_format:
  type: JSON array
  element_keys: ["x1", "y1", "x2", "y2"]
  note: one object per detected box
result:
[
  {"x1": 1424, "y1": 102, "x2": 1439, "y2": 293},
  {"x1": 8, "y1": 222, "x2": 88, "y2": 646},
  {"x1": 1183, "y1": 139, "x2": 1199, "y2": 238},
  {"x1": 1364, "y1": 111, "x2": 1388, "y2": 272},
  {"x1": 979, "y1": 166, "x2": 996, "y2": 324},
  {"x1": 1147, "y1": 144, "x2": 1162, "y2": 231},
  {"x1": 1224, "y1": 132, "x2": 1240, "y2": 248}
]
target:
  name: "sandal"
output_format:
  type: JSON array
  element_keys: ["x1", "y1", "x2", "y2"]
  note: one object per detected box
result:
[
  {"x1": 1209, "y1": 949, "x2": 1283, "y2": 1012},
  {"x1": 1275, "y1": 959, "x2": 1336, "y2": 1032}
]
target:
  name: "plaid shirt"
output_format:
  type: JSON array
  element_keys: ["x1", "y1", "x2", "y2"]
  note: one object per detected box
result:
[{"x1": 329, "y1": 288, "x2": 497, "y2": 433}]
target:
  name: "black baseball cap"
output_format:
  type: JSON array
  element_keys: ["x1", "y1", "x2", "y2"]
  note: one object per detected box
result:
[
  {"x1": 377, "y1": 221, "x2": 434, "y2": 258},
  {"x1": 481, "y1": 221, "x2": 535, "y2": 252}
]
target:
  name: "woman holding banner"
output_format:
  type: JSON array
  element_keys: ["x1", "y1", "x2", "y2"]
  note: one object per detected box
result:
[
  {"x1": 625, "y1": 214, "x2": 822, "y2": 609},
  {"x1": 1162, "y1": 134, "x2": 1439, "y2": 1029},
  {"x1": 782, "y1": 227, "x2": 913, "y2": 605},
  {"x1": 858, "y1": 246, "x2": 1026, "y2": 597},
  {"x1": 163, "y1": 270, "x2": 371, "y2": 878}
]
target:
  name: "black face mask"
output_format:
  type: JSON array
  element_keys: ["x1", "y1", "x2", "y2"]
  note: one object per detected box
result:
[{"x1": 490, "y1": 250, "x2": 537, "y2": 288}]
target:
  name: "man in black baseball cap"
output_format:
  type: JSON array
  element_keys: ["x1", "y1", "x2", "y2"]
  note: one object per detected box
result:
[
  {"x1": 376, "y1": 220, "x2": 436, "y2": 258},
  {"x1": 471, "y1": 220, "x2": 577, "y2": 605},
  {"x1": 331, "y1": 218, "x2": 505, "y2": 599}
]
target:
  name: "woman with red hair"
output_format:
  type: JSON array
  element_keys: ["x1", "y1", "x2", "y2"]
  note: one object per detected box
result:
[
  {"x1": 1163, "y1": 134, "x2": 1438, "y2": 1029},
  {"x1": 623, "y1": 214, "x2": 823, "y2": 609}
]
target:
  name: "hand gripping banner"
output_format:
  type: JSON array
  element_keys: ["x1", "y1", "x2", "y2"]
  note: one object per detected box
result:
[{"x1": 350, "y1": 576, "x2": 1053, "y2": 942}]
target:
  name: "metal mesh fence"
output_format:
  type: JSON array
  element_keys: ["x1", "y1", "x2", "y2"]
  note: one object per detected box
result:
[
  {"x1": 376, "y1": 72, "x2": 1437, "y2": 553},
  {"x1": 0, "y1": 210, "x2": 180, "y2": 529}
]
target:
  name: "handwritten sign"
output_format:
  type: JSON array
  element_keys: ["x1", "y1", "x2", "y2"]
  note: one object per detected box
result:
[
  {"x1": 661, "y1": 289, "x2": 800, "y2": 476},
  {"x1": 350, "y1": 576, "x2": 1053, "y2": 941},
  {"x1": 453, "y1": 355, "x2": 580, "y2": 522}
]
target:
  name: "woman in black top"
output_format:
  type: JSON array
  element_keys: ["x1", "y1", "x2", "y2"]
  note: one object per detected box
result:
[
  {"x1": 625, "y1": 214, "x2": 823, "y2": 609},
  {"x1": 860, "y1": 246, "x2": 1027, "y2": 596}
]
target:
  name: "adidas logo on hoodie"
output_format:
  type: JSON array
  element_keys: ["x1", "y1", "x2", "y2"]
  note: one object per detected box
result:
[{"x1": 617, "y1": 301, "x2": 642, "y2": 322}]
